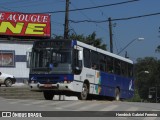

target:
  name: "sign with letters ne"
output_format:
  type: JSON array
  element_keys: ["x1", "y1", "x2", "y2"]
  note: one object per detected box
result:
[{"x1": 0, "y1": 11, "x2": 51, "y2": 37}]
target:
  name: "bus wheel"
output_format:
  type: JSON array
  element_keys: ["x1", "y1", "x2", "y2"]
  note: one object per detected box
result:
[
  {"x1": 78, "y1": 83, "x2": 89, "y2": 100},
  {"x1": 43, "y1": 91, "x2": 54, "y2": 100},
  {"x1": 115, "y1": 88, "x2": 120, "y2": 101}
]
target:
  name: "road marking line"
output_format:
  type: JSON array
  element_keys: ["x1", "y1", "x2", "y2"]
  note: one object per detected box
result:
[
  {"x1": 9, "y1": 99, "x2": 33, "y2": 104},
  {"x1": 39, "y1": 101, "x2": 68, "y2": 107},
  {"x1": 99, "y1": 105, "x2": 119, "y2": 111},
  {"x1": 127, "y1": 107, "x2": 139, "y2": 111},
  {"x1": 143, "y1": 117, "x2": 157, "y2": 120},
  {"x1": 0, "y1": 97, "x2": 5, "y2": 100},
  {"x1": 117, "y1": 117, "x2": 127, "y2": 120},
  {"x1": 76, "y1": 103, "x2": 100, "y2": 111},
  {"x1": 0, "y1": 98, "x2": 7, "y2": 102},
  {"x1": 23, "y1": 100, "x2": 47, "y2": 106},
  {"x1": 60, "y1": 101, "x2": 85, "y2": 108}
]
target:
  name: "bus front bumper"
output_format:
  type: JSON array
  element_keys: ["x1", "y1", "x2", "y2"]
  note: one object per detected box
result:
[{"x1": 29, "y1": 82, "x2": 73, "y2": 91}]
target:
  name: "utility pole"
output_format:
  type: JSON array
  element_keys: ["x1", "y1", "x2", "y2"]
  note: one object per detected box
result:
[
  {"x1": 108, "y1": 17, "x2": 113, "y2": 53},
  {"x1": 64, "y1": 0, "x2": 69, "y2": 39}
]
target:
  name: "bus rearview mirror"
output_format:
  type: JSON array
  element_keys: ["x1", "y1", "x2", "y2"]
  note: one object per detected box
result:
[{"x1": 78, "y1": 51, "x2": 83, "y2": 60}]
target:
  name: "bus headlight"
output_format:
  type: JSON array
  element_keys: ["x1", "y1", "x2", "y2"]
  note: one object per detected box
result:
[
  {"x1": 31, "y1": 80, "x2": 37, "y2": 84},
  {"x1": 64, "y1": 80, "x2": 71, "y2": 84}
]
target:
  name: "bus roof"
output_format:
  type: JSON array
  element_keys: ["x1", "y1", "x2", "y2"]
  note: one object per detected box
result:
[{"x1": 76, "y1": 40, "x2": 133, "y2": 64}]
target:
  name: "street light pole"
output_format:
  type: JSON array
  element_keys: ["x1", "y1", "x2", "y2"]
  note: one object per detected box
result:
[
  {"x1": 118, "y1": 37, "x2": 144, "y2": 55},
  {"x1": 137, "y1": 71, "x2": 149, "y2": 76}
]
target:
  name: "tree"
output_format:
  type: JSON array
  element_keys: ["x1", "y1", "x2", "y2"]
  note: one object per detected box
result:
[
  {"x1": 157, "y1": 26, "x2": 160, "y2": 53},
  {"x1": 155, "y1": 45, "x2": 160, "y2": 53},
  {"x1": 53, "y1": 32, "x2": 107, "y2": 50},
  {"x1": 135, "y1": 57, "x2": 160, "y2": 102}
]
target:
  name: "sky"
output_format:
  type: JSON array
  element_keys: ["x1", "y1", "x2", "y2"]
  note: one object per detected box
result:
[{"x1": 0, "y1": 0, "x2": 160, "y2": 62}]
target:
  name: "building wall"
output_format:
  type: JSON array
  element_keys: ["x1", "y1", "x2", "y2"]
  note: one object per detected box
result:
[{"x1": 0, "y1": 40, "x2": 33, "y2": 82}]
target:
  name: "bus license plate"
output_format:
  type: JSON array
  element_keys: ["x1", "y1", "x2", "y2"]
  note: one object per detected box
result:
[{"x1": 44, "y1": 84, "x2": 52, "y2": 88}]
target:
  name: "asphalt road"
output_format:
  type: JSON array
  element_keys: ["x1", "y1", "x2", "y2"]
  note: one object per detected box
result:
[{"x1": 0, "y1": 96, "x2": 160, "y2": 120}]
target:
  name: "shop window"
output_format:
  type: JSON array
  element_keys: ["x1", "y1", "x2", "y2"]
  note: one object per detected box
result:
[{"x1": 0, "y1": 50, "x2": 15, "y2": 67}]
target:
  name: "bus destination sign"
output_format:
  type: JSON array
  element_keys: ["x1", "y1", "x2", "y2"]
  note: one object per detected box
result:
[{"x1": 34, "y1": 40, "x2": 71, "y2": 49}]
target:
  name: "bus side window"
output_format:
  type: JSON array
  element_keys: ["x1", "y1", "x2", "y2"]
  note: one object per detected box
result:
[
  {"x1": 91, "y1": 51, "x2": 99, "y2": 70},
  {"x1": 121, "y1": 62, "x2": 128, "y2": 77},
  {"x1": 74, "y1": 49, "x2": 82, "y2": 74},
  {"x1": 106, "y1": 56, "x2": 114, "y2": 73},
  {"x1": 114, "y1": 59, "x2": 121, "y2": 75},
  {"x1": 78, "y1": 50, "x2": 82, "y2": 68},
  {"x1": 128, "y1": 64, "x2": 133, "y2": 77},
  {"x1": 99, "y1": 54, "x2": 106, "y2": 72},
  {"x1": 83, "y1": 49, "x2": 91, "y2": 68}
]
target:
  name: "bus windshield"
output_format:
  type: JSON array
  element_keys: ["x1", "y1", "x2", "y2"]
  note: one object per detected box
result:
[
  {"x1": 31, "y1": 48, "x2": 72, "y2": 74},
  {"x1": 32, "y1": 49, "x2": 71, "y2": 68}
]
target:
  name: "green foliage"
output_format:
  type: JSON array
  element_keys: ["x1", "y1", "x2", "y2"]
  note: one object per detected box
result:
[
  {"x1": 127, "y1": 89, "x2": 141, "y2": 102},
  {"x1": 53, "y1": 32, "x2": 107, "y2": 50},
  {"x1": 155, "y1": 45, "x2": 160, "y2": 53},
  {"x1": 135, "y1": 57, "x2": 160, "y2": 101}
]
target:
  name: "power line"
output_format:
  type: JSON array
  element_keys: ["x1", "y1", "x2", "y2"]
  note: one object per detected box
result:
[
  {"x1": 0, "y1": 0, "x2": 27, "y2": 5},
  {"x1": 8, "y1": 1, "x2": 64, "y2": 9},
  {"x1": 41, "y1": 0, "x2": 140, "y2": 14},
  {"x1": 0, "y1": 0, "x2": 139, "y2": 14},
  {"x1": 69, "y1": 12, "x2": 160, "y2": 23},
  {"x1": 88, "y1": 0, "x2": 109, "y2": 31},
  {"x1": 112, "y1": 12, "x2": 160, "y2": 21},
  {"x1": 89, "y1": 0, "x2": 108, "y2": 18},
  {"x1": 51, "y1": 21, "x2": 64, "y2": 26},
  {"x1": 71, "y1": 3, "x2": 91, "y2": 21},
  {"x1": 70, "y1": 2, "x2": 107, "y2": 32}
]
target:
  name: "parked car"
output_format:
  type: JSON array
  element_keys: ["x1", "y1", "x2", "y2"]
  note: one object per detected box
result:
[{"x1": 0, "y1": 72, "x2": 16, "y2": 87}]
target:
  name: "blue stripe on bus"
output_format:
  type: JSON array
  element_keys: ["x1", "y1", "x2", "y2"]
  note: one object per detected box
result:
[
  {"x1": 98, "y1": 71, "x2": 134, "y2": 99},
  {"x1": 71, "y1": 40, "x2": 77, "y2": 47},
  {"x1": 29, "y1": 74, "x2": 74, "y2": 84}
]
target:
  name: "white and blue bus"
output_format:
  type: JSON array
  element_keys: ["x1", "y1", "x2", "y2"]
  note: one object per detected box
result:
[{"x1": 28, "y1": 39, "x2": 134, "y2": 100}]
